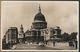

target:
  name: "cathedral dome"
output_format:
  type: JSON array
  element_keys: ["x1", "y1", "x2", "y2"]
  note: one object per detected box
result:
[
  {"x1": 34, "y1": 5, "x2": 46, "y2": 22},
  {"x1": 32, "y1": 5, "x2": 47, "y2": 29},
  {"x1": 34, "y1": 12, "x2": 45, "y2": 21}
]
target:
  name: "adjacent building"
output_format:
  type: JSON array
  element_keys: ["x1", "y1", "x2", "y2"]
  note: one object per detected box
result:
[
  {"x1": 2, "y1": 27, "x2": 18, "y2": 49},
  {"x1": 5, "y1": 27, "x2": 18, "y2": 44}
]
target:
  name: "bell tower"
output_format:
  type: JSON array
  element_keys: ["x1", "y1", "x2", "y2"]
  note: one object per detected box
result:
[{"x1": 18, "y1": 24, "x2": 25, "y2": 43}]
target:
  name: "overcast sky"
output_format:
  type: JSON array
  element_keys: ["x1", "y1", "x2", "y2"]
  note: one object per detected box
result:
[{"x1": 1, "y1": 1, "x2": 79, "y2": 38}]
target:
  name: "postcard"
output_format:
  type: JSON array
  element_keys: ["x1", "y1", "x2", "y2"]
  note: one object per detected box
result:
[{"x1": 1, "y1": 1, "x2": 79, "y2": 52}]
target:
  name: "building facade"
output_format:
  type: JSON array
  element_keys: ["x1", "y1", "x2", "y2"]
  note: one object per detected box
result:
[
  {"x1": 24, "y1": 5, "x2": 62, "y2": 44},
  {"x1": 25, "y1": 5, "x2": 48, "y2": 43},
  {"x1": 2, "y1": 27, "x2": 18, "y2": 49},
  {"x1": 5, "y1": 27, "x2": 18, "y2": 44},
  {"x1": 32, "y1": 5, "x2": 47, "y2": 43}
]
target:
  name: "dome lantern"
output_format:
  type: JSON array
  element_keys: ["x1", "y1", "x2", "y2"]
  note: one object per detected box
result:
[{"x1": 39, "y1": 4, "x2": 41, "y2": 13}]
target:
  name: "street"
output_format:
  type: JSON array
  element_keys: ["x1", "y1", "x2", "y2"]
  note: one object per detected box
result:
[{"x1": 11, "y1": 42, "x2": 76, "y2": 50}]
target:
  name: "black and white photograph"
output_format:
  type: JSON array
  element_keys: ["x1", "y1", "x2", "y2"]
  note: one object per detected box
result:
[{"x1": 1, "y1": 1, "x2": 79, "y2": 51}]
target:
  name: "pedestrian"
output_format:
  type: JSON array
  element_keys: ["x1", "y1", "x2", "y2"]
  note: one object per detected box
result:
[
  {"x1": 69, "y1": 41, "x2": 71, "y2": 47},
  {"x1": 53, "y1": 41, "x2": 55, "y2": 46},
  {"x1": 69, "y1": 41, "x2": 74, "y2": 47},
  {"x1": 45, "y1": 40, "x2": 48, "y2": 45},
  {"x1": 75, "y1": 40, "x2": 77, "y2": 49}
]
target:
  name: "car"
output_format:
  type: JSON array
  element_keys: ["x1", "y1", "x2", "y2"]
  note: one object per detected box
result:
[{"x1": 38, "y1": 42, "x2": 45, "y2": 47}]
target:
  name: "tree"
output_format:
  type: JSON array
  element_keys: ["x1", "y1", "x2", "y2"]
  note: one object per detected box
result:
[
  {"x1": 62, "y1": 32, "x2": 70, "y2": 41},
  {"x1": 70, "y1": 32, "x2": 77, "y2": 41}
]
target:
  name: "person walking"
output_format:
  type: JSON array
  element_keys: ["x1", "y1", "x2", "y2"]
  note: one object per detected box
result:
[
  {"x1": 53, "y1": 41, "x2": 55, "y2": 46},
  {"x1": 74, "y1": 40, "x2": 77, "y2": 49}
]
